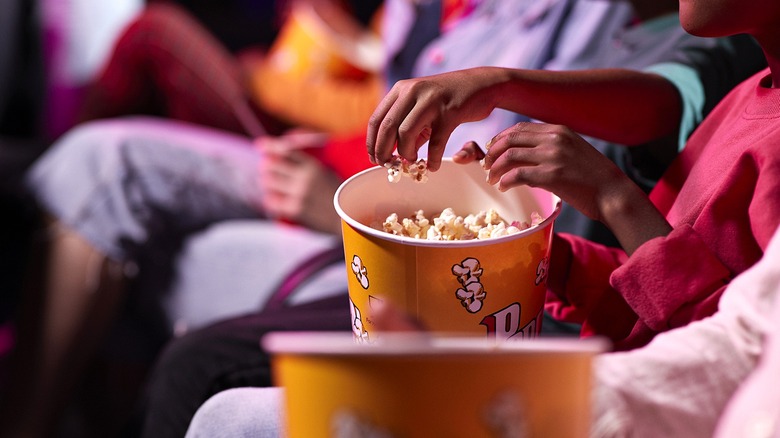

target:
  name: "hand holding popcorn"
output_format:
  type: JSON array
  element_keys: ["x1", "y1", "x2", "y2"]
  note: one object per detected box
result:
[{"x1": 385, "y1": 154, "x2": 429, "y2": 183}]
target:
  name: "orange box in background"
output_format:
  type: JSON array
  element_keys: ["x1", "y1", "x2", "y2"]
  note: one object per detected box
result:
[
  {"x1": 334, "y1": 159, "x2": 562, "y2": 342},
  {"x1": 260, "y1": 0, "x2": 382, "y2": 81},
  {"x1": 264, "y1": 332, "x2": 607, "y2": 437}
]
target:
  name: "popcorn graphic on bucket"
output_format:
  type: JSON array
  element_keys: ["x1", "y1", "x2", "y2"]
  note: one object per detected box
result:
[{"x1": 334, "y1": 159, "x2": 561, "y2": 341}]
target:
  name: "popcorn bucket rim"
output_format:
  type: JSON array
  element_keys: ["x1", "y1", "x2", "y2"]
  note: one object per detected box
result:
[
  {"x1": 262, "y1": 331, "x2": 608, "y2": 357},
  {"x1": 333, "y1": 159, "x2": 562, "y2": 248}
]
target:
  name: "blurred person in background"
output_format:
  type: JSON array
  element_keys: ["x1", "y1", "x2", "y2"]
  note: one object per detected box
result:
[
  {"x1": 1, "y1": 0, "x2": 383, "y2": 436},
  {"x1": 78, "y1": 0, "x2": 386, "y2": 138}
]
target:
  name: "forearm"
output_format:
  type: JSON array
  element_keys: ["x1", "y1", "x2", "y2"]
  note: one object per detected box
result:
[
  {"x1": 483, "y1": 67, "x2": 683, "y2": 145},
  {"x1": 595, "y1": 172, "x2": 672, "y2": 255}
]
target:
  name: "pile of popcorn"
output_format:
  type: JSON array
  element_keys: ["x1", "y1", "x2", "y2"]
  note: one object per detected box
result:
[
  {"x1": 385, "y1": 155, "x2": 428, "y2": 183},
  {"x1": 375, "y1": 208, "x2": 544, "y2": 241}
]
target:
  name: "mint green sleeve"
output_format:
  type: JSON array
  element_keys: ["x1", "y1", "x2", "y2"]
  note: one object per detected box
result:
[{"x1": 644, "y1": 62, "x2": 705, "y2": 152}]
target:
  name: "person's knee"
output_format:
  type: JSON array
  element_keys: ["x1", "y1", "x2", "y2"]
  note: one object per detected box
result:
[
  {"x1": 26, "y1": 121, "x2": 127, "y2": 192},
  {"x1": 49, "y1": 120, "x2": 121, "y2": 159},
  {"x1": 185, "y1": 388, "x2": 284, "y2": 438}
]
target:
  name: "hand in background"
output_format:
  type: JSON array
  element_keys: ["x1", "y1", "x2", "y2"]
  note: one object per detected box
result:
[
  {"x1": 371, "y1": 300, "x2": 428, "y2": 333},
  {"x1": 256, "y1": 131, "x2": 343, "y2": 235}
]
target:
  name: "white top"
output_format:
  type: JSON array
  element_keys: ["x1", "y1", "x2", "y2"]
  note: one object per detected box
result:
[{"x1": 592, "y1": 225, "x2": 780, "y2": 438}]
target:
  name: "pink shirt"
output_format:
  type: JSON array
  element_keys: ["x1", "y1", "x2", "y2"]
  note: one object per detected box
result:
[{"x1": 546, "y1": 68, "x2": 780, "y2": 350}]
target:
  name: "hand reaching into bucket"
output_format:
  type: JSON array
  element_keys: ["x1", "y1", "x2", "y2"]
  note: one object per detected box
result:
[
  {"x1": 467, "y1": 123, "x2": 632, "y2": 221},
  {"x1": 366, "y1": 68, "x2": 504, "y2": 172},
  {"x1": 450, "y1": 125, "x2": 671, "y2": 256},
  {"x1": 486, "y1": 122, "x2": 672, "y2": 255}
]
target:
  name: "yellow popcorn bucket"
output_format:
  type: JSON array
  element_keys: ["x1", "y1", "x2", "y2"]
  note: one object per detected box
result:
[
  {"x1": 264, "y1": 332, "x2": 607, "y2": 437},
  {"x1": 333, "y1": 159, "x2": 562, "y2": 342}
]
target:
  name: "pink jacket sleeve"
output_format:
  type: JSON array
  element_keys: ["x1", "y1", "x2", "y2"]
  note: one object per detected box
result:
[
  {"x1": 545, "y1": 233, "x2": 637, "y2": 342},
  {"x1": 613, "y1": 151, "x2": 780, "y2": 334},
  {"x1": 550, "y1": 150, "x2": 780, "y2": 346},
  {"x1": 610, "y1": 225, "x2": 730, "y2": 332},
  {"x1": 546, "y1": 228, "x2": 731, "y2": 346}
]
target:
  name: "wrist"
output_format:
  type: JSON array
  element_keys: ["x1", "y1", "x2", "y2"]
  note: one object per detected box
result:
[
  {"x1": 596, "y1": 175, "x2": 642, "y2": 225},
  {"x1": 597, "y1": 176, "x2": 671, "y2": 254},
  {"x1": 473, "y1": 67, "x2": 516, "y2": 109}
]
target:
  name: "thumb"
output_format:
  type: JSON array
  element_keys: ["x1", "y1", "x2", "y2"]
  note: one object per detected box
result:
[{"x1": 452, "y1": 141, "x2": 486, "y2": 164}]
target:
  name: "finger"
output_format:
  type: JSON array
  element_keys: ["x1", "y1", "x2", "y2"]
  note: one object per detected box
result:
[
  {"x1": 262, "y1": 137, "x2": 318, "y2": 159},
  {"x1": 260, "y1": 163, "x2": 307, "y2": 195},
  {"x1": 256, "y1": 135, "x2": 298, "y2": 155},
  {"x1": 254, "y1": 135, "x2": 273, "y2": 151},
  {"x1": 496, "y1": 166, "x2": 538, "y2": 192},
  {"x1": 482, "y1": 122, "x2": 546, "y2": 170},
  {"x1": 263, "y1": 184, "x2": 298, "y2": 206},
  {"x1": 263, "y1": 174, "x2": 300, "y2": 195},
  {"x1": 278, "y1": 130, "x2": 329, "y2": 151},
  {"x1": 390, "y1": 99, "x2": 437, "y2": 163},
  {"x1": 481, "y1": 125, "x2": 521, "y2": 170},
  {"x1": 278, "y1": 149, "x2": 313, "y2": 166},
  {"x1": 452, "y1": 141, "x2": 485, "y2": 164},
  {"x1": 424, "y1": 120, "x2": 456, "y2": 172},
  {"x1": 480, "y1": 131, "x2": 508, "y2": 170},
  {"x1": 263, "y1": 192, "x2": 300, "y2": 219},
  {"x1": 258, "y1": 169, "x2": 289, "y2": 196},
  {"x1": 260, "y1": 190, "x2": 286, "y2": 218},
  {"x1": 366, "y1": 88, "x2": 401, "y2": 165},
  {"x1": 371, "y1": 300, "x2": 428, "y2": 333},
  {"x1": 394, "y1": 92, "x2": 454, "y2": 164},
  {"x1": 488, "y1": 148, "x2": 538, "y2": 187},
  {"x1": 265, "y1": 151, "x2": 313, "y2": 179},
  {"x1": 260, "y1": 155, "x2": 296, "y2": 180},
  {"x1": 484, "y1": 134, "x2": 548, "y2": 187}
]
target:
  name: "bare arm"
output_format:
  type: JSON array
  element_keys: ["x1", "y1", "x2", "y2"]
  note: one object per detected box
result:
[
  {"x1": 367, "y1": 66, "x2": 682, "y2": 170},
  {"x1": 490, "y1": 67, "x2": 682, "y2": 146}
]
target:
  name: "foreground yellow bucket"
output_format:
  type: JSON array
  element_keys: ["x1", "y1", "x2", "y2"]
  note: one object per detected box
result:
[{"x1": 264, "y1": 332, "x2": 605, "y2": 438}]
